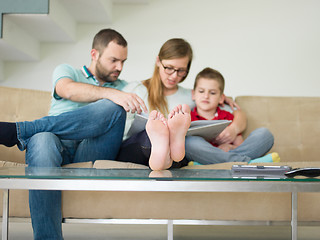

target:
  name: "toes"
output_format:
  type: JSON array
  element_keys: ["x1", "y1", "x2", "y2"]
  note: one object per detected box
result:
[
  {"x1": 182, "y1": 104, "x2": 191, "y2": 114},
  {"x1": 168, "y1": 104, "x2": 191, "y2": 120},
  {"x1": 149, "y1": 110, "x2": 158, "y2": 120},
  {"x1": 157, "y1": 112, "x2": 164, "y2": 119}
]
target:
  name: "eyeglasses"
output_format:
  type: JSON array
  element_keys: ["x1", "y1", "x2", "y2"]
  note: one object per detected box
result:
[{"x1": 160, "y1": 61, "x2": 188, "y2": 77}]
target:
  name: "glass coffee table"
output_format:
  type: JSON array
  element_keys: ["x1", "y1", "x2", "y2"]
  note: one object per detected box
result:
[{"x1": 0, "y1": 166, "x2": 319, "y2": 240}]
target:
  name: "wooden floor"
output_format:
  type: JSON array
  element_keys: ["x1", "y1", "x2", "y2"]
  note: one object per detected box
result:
[{"x1": 2, "y1": 222, "x2": 320, "y2": 240}]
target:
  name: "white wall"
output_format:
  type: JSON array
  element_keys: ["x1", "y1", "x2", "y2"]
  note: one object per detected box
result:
[{"x1": 1, "y1": 0, "x2": 320, "y2": 98}]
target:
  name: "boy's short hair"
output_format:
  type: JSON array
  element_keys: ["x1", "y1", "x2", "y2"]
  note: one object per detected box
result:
[{"x1": 193, "y1": 67, "x2": 225, "y2": 94}]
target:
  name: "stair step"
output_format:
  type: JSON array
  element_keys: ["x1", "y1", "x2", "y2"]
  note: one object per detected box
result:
[
  {"x1": 0, "y1": 0, "x2": 49, "y2": 38},
  {"x1": 0, "y1": 0, "x2": 116, "y2": 81},
  {"x1": 0, "y1": 17, "x2": 40, "y2": 61}
]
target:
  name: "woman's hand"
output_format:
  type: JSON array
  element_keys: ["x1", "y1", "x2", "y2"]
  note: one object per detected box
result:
[{"x1": 220, "y1": 94, "x2": 240, "y2": 110}]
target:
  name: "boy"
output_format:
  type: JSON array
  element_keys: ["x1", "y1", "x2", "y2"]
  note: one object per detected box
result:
[
  {"x1": 191, "y1": 67, "x2": 243, "y2": 152},
  {"x1": 189, "y1": 67, "x2": 280, "y2": 164}
]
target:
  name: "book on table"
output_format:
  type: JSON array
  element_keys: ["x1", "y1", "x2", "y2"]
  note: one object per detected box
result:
[{"x1": 127, "y1": 113, "x2": 231, "y2": 141}]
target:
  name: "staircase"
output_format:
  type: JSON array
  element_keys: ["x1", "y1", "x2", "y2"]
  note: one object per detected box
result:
[{"x1": 0, "y1": 0, "x2": 142, "y2": 81}]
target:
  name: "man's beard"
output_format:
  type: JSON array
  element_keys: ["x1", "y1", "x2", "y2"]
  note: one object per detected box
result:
[{"x1": 95, "y1": 61, "x2": 120, "y2": 83}]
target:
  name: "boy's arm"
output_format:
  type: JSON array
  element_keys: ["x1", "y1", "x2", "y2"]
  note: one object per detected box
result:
[{"x1": 215, "y1": 109, "x2": 247, "y2": 144}]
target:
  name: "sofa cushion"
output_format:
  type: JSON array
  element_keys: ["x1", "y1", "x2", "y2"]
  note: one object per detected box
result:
[
  {"x1": 93, "y1": 160, "x2": 149, "y2": 169},
  {"x1": 0, "y1": 160, "x2": 27, "y2": 167},
  {"x1": 235, "y1": 96, "x2": 320, "y2": 163},
  {"x1": 62, "y1": 161, "x2": 93, "y2": 168},
  {"x1": 0, "y1": 161, "x2": 29, "y2": 218},
  {"x1": 0, "y1": 86, "x2": 51, "y2": 164}
]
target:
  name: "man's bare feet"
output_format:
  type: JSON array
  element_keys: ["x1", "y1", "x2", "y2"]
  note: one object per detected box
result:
[
  {"x1": 167, "y1": 104, "x2": 191, "y2": 162},
  {"x1": 146, "y1": 110, "x2": 172, "y2": 170}
]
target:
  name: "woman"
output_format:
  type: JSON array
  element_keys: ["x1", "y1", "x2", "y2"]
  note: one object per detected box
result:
[{"x1": 117, "y1": 38, "x2": 248, "y2": 169}]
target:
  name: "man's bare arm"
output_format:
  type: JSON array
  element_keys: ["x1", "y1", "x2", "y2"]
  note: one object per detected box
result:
[{"x1": 55, "y1": 78, "x2": 147, "y2": 113}]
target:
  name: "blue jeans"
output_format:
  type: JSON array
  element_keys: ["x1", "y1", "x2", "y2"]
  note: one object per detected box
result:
[
  {"x1": 20, "y1": 99, "x2": 126, "y2": 240},
  {"x1": 185, "y1": 127, "x2": 274, "y2": 164}
]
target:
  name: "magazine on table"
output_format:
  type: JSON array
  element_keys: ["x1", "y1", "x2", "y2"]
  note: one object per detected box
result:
[{"x1": 127, "y1": 113, "x2": 231, "y2": 141}]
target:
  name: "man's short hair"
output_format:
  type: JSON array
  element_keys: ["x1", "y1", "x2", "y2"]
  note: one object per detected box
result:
[{"x1": 92, "y1": 28, "x2": 127, "y2": 54}]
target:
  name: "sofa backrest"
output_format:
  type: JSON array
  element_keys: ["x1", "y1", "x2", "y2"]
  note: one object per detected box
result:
[
  {"x1": 236, "y1": 96, "x2": 320, "y2": 163},
  {"x1": 0, "y1": 86, "x2": 51, "y2": 163},
  {"x1": 1, "y1": 86, "x2": 319, "y2": 164}
]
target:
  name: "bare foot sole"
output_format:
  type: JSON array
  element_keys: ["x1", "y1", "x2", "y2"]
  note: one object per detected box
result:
[
  {"x1": 168, "y1": 104, "x2": 191, "y2": 162},
  {"x1": 146, "y1": 110, "x2": 171, "y2": 170}
]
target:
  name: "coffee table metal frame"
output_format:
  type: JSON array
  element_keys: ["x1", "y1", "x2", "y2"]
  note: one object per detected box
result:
[{"x1": 1, "y1": 178, "x2": 320, "y2": 240}]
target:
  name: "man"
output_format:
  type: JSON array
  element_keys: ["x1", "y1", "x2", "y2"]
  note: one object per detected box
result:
[{"x1": 0, "y1": 29, "x2": 146, "y2": 240}]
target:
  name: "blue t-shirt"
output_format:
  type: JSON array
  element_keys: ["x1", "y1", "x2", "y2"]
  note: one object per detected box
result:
[{"x1": 49, "y1": 64, "x2": 128, "y2": 116}]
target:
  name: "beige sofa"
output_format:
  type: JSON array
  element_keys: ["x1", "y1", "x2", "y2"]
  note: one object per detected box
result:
[{"x1": 1, "y1": 86, "x2": 320, "y2": 223}]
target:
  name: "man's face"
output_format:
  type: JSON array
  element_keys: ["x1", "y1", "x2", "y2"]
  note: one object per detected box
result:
[{"x1": 95, "y1": 41, "x2": 128, "y2": 83}]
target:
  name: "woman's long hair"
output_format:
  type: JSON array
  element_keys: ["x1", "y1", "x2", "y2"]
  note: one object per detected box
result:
[{"x1": 143, "y1": 38, "x2": 193, "y2": 115}]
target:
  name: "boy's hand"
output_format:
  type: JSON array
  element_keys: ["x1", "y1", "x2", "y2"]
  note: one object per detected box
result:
[{"x1": 215, "y1": 124, "x2": 238, "y2": 145}]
